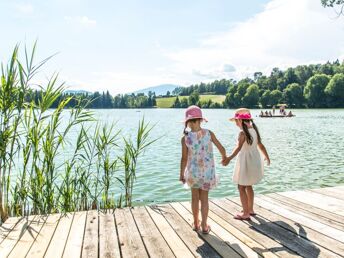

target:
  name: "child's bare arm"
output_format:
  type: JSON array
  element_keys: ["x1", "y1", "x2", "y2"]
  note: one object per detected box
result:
[
  {"x1": 210, "y1": 131, "x2": 226, "y2": 159},
  {"x1": 180, "y1": 136, "x2": 188, "y2": 183},
  {"x1": 225, "y1": 132, "x2": 245, "y2": 164},
  {"x1": 258, "y1": 142, "x2": 270, "y2": 165}
]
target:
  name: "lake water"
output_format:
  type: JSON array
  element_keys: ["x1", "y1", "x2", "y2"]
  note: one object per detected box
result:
[{"x1": 86, "y1": 108, "x2": 344, "y2": 205}]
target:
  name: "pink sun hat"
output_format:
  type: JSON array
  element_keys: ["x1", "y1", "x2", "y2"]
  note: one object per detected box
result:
[
  {"x1": 229, "y1": 108, "x2": 252, "y2": 121},
  {"x1": 184, "y1": 105, "x2": 208, "y2": 123}
]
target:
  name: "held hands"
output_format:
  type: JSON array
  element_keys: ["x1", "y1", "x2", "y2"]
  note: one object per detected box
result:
[
  {"x1": 265, "y1": 157, "x2": 271, "y2": 166},
  {"x1": 221, "y1": 156, "x2": 231, "y2": 166},
  {"x1": 179, "y1": 174, "x2": 185, "y2": 184}
]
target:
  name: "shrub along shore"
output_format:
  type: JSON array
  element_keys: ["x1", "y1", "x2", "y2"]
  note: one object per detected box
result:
[{"x1": 0, "y1": 44, "x2": 156, "y2": 223}]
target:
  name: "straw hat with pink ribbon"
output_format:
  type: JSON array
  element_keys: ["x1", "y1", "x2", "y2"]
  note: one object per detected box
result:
[
  {"x1": 184, "y1": 105, "x2": 208, "y2": 123},
  {"x1": 229, "y1": 108, "x2": 252, "y2": 121}
]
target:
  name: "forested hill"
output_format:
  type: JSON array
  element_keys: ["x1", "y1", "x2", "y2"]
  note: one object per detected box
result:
[
  {"x1": 29, "y1": 59, "x2": 344, "y2": 109},
  {"x1": 172, "y1": 60, "x2": 344, "y2": 108}
]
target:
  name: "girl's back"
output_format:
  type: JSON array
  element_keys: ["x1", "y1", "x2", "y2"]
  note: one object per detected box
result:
[
  {"x1": 234, "y1": 128, "x2": 263, "y2": 185},
  {"x1": 184, "y1": 129, "x2": 217, "y2": 191},
  {"x1": 241, "y1": 128, "x2": 259, "y2": 151}
]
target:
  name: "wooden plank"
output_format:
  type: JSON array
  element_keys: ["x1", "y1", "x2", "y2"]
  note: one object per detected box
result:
[
  {"x1": 8, "y1": 215, "x2": 46, "y2": 258},
  {"x1": 171, "y1": 202, "x2": 240, "y2": 258},
  {"x1": 25, "y1": 214, "x2": 61, "y2": 258},
  {"x1": 81, "y1": 210, "x2": 99, "y2": 258},
  {"x1": 267, "y1": 193, "x2": 344, "y2": 231},
  {"x1": 212, "y1": 199, "x2": 300, "y2": 258},
  {"x1": 208, "y1": 200, "x2": 278, "y2": 258},
  {"x1": 228, "y1": 198, "x2": 337, "y2": 258},
  {"x1": 130, "y1": 206, "x2": 174, "y2": 258},
  {"x1": 0, "y1": 217, "x2": 20, "y2": 244},
  {"x1": 160, "y1": 204, "x2": 220, "y2": 258},
  {"x1": 257, "y1": 195, "x2": 344, "y2": 243},
  {"x1": 63, "y1": 211, "x2": 87, "y2": 258},
  {"x1": 44, "y1": 213, "x2": 74, "y2": 258},
  {"x1": 146, "y1": 205, "x2": 194, "y2": 258},
  {"x1": 229, "y1": 197, "x2": 344, "y2": 256},
  {"x1": 0, "y1": 216, "x2": 35, "y2": 258},
  {"x1": 99, "y1": 211, "x2": 121, "y2": 258},
  {"x1": 180, "y1": 201, "x2": 260, "y2": 258},
  {"x1": 115, "y1": 207, "x2": 148, "y2": 258},
  {"x1": 309, "y1": 187, "x2": 344, "y2": 201},
  {"x1": 268, "y1": 193, "x2": 344, "y2": 226},
  {"x1": 279, "y1": 190, "x2": 344, "y2": 216}
]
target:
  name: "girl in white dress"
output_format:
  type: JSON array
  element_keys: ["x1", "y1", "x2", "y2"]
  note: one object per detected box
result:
[{"x1": 223, "y1": 108, "x2": 270, "y2": 220}]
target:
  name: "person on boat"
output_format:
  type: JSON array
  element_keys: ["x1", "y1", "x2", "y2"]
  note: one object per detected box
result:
[
  {"x1": 265, "y1": 111, "x2": 269, "y2": 116},
  {"x1": 180, "y1": 105, "x2": 226, "y2": 234},
  {"x1": 223, "y1": 108, "x2": 270, "y2": 220},
  {"x1": 268, "y1": 111, "x2": 272, "y2": 117},
  {"x1": 272, "y1": 106, "x2": 276, "y2": 115},
  {"x1": 260, "y1": 111, "x2": 264, "y2": 117},
  {"x1": 287, "y1": 111, "x2": 293, "y2": 117}
]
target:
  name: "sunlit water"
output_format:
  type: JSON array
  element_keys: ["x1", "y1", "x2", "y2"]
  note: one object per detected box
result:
[
  {"x1": 84, "y1": 109, "x2": 344, "y2": 205},
  {"x1": 13, "y1": 109, "x2": 344, "y2": 205}
]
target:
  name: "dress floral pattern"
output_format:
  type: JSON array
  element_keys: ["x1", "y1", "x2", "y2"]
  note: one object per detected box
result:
[{"x1": 184, "y1": 129, "x2": 218, "y2": 191}]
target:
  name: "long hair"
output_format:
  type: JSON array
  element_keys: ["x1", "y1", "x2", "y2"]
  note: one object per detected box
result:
[
  {"x1": 241, "y1": 120, "x2": 253, "y2": 145},
  {"x1": 241, "y1": 119, "x2": 262, "y2": 145},
  {"x1": 252, "y1": 120, "x2": 262, "y2": 144},
  {"x1": 183, "y1": 118, "x2": 201, "y2": 135}
]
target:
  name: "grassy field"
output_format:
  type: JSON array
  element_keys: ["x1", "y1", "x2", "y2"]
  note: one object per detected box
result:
[{"x1": 156, "y1": 95, "x2": 225, "y2": 108}]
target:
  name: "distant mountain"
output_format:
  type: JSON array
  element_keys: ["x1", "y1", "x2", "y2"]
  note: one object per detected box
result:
[
  {"x1": 64, "y1": 89, "x2": 92, "y2": 95},
  {"x1": 132, "y1": 84, "x2": 181, "y2": 96}
]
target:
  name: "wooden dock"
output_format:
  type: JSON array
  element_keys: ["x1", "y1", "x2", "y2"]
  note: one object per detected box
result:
[{"x1": 1, "y1": 185, "x2": 344, "y2": 258}]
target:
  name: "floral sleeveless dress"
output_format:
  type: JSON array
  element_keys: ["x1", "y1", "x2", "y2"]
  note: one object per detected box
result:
[{"x1": 184, "y1": 129, "x2": 218, "y2": 191}]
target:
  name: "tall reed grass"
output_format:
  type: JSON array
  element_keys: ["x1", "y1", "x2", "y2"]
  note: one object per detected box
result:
[{"x1": 0, "y1": 44, "x2": 156, "y2": 223}]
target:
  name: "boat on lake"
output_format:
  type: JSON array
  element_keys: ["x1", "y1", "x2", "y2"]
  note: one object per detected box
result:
[{"x1": 259, "y1": 114, "x2": 295, "y2": 118}]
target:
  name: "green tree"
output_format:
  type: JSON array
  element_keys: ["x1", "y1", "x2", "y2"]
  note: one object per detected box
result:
[
  {"x1": 173, "y1": 96, "x2": 181, "y2": 108},
  {"x1": 325, "y1": 73, "x2": 344, "y2": 107},
  {"x1": 188, "y1": 91, "x2": 200, "y2": 105},
  {"x1": 242, "y1": 84, "x2": 260, "y2": 107},
  {"x1": 270, "y1": 90, "x2": 283, "y2": 106},
  {"x1": 304, "y1": 74, "x2": 330, "y2": 107},
  {"x1": 283, "y1": 83, "x2": 305, "y2": 107},
  {"x1": 180, "y1": 98, "x2": 189, "y2": 108},
  {"x1": 321, "y1": 0, "x2": 344, "y2": 15},
  {"x1": 260, "y1": 90, "x2": 271, "y2": 108}
]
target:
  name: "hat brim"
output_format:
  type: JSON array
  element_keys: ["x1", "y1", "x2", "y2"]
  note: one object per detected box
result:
[{"x1": 183, "y1": 117, "x2": 208, "y2": 123}]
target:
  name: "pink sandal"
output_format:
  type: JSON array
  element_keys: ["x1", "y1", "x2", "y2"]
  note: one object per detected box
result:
[
  {"x1": 192, "y1": 220, "x2": 201, "y2": 231},
  {"x1": 201, "y1": 225, "x2": 211, "y2": 234},
  {"x1": 234, "y1": 214, "x2": 251, "y2": 221}
]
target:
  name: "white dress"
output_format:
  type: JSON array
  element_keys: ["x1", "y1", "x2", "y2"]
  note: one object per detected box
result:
[{"x1": 232, "y1": 128, "x2": 264, "y2": 186}]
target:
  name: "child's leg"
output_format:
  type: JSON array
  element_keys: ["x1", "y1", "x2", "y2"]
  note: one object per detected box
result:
[
  {"x1": 191, "y1": 188, "x2": 200, "y2": 227},
  {"x1": 246, "y1": 186, "x2": 254, "y2": 213},
  {"x1": 238, "y1": 185, "x2": 250, "y2": 217},
  {"x1": 199, "y1": 189, "x2": 209, "y2": 230}
]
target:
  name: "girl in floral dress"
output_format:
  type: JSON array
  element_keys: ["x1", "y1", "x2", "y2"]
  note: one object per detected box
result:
[{"x1": 180, "y1": 105, "x2": 226, "y2": 233}]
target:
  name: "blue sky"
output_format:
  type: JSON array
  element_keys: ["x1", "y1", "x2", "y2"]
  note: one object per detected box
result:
[{"x1": 0, "y1": 0, "x2": 343, "y2": 94}]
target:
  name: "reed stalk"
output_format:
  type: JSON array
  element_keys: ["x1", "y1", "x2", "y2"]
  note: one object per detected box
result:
[{"x1": 0, "y1": 43, "x2": 156, "y2": 223}]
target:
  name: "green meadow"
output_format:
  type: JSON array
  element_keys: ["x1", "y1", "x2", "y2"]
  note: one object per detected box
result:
[{"x1": 156, "y1": 95, "x2": 226, "y2": 108}]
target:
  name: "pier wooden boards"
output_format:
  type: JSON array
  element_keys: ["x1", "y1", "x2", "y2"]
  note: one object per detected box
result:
[{"x1": 1, "y1": 185, "x2": 344, "y2": 258}]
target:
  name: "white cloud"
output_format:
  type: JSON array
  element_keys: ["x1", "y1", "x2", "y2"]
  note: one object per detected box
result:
[
  {"x1": 165, "y1": 0, "x2": 344, "y2": 82},
  {"x1": 14, "y1": 3, "x2": 34, "y2": 14},
  {"x1": 64, "y1": 16, "x2": 97, "y2": 27},
  {"x1": 64, "y1": 71, "x2": 182, "y2": 95}
]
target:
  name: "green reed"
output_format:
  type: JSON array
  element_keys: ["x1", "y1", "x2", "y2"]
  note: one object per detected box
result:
[{"x1": 0, "y1": 44, "x2": 156, "y2": 223}]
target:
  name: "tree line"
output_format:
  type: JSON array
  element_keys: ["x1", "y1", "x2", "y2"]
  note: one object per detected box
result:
[
  {"x1": 173, "y1": 60, "x2": 344, "y2": 108},
  {"x1": 29, "y1": 90, "x2": 157, "y2": 108}
]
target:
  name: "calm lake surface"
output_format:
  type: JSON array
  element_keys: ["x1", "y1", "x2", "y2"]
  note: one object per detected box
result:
[{"x1": 87, "y1": 108, "x2": 344, "y2": 205}]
